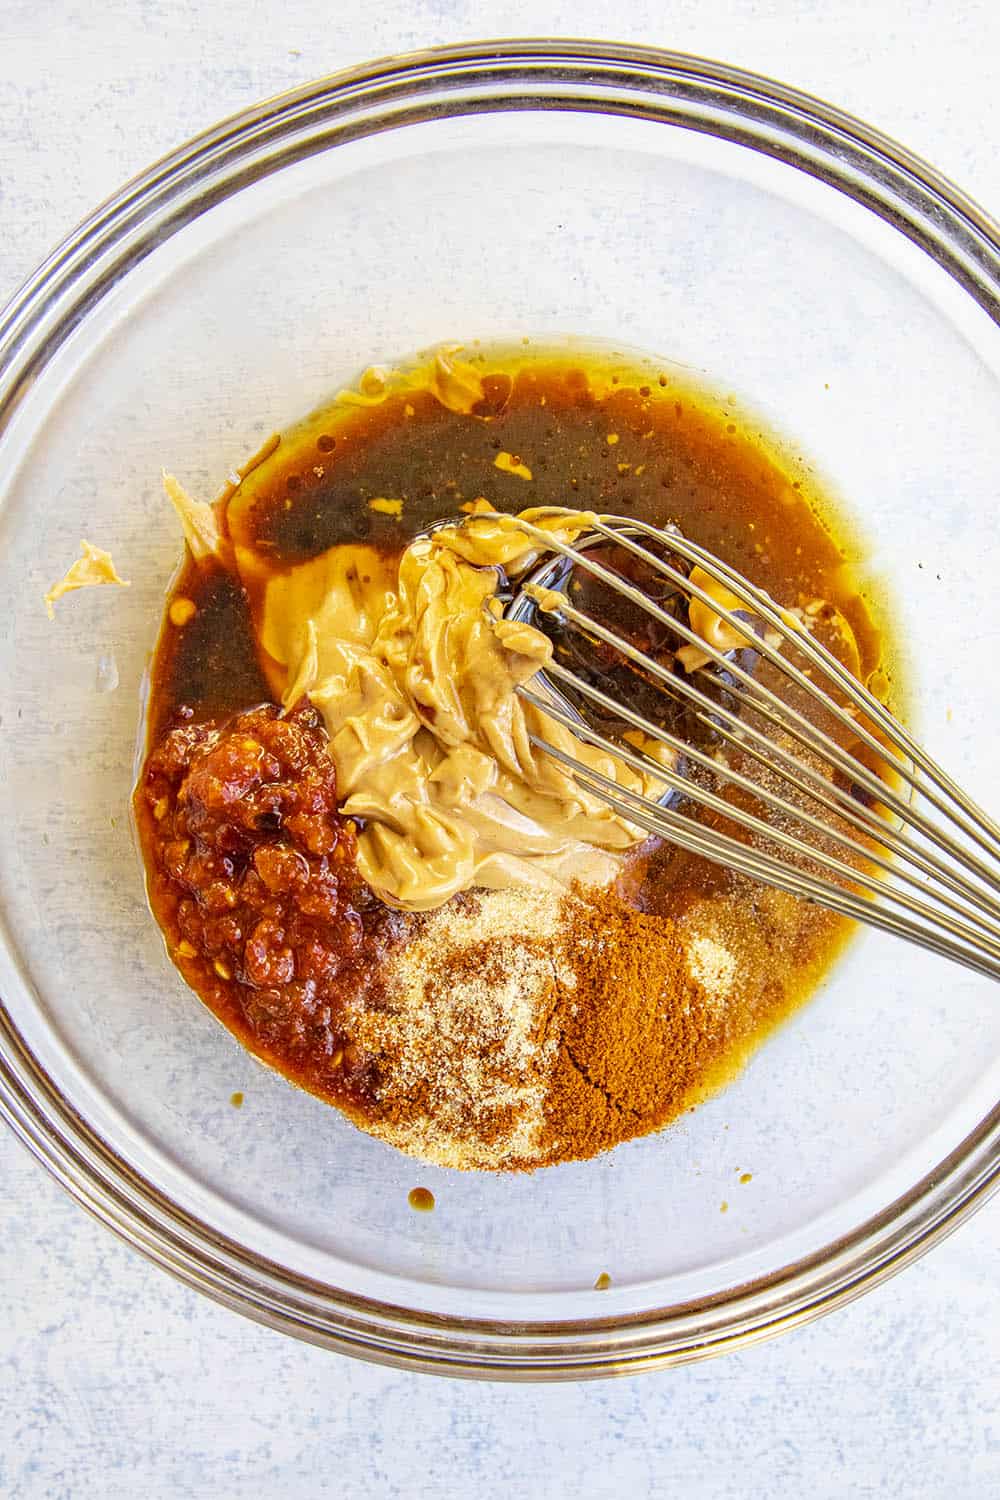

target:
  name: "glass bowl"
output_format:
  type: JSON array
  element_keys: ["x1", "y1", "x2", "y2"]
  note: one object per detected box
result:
[{"x1": 1, "y1": 39, "x2": 999, "y2": 1380}]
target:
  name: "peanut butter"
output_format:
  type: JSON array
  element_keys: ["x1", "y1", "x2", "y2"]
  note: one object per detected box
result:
[{"x1": 252, "y1": 505, "x2": 672, "y2": 910}]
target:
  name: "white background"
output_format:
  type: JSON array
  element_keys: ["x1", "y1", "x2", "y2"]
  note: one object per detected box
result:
[{"x1": 2, "y1": 3, "x2": 999, "y2": 1496}]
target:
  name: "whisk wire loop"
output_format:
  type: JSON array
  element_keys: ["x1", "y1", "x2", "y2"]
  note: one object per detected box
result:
[{"x1": 480, "y1": 507, "x2": 1000, "y2": 979}]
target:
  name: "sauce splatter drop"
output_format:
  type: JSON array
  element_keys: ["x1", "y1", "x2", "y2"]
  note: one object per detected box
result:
[
  {"x1": 408, "y1": 1186, "x2": 435, "y2": 1212},
  {"x1": 593, "y1": 1272, "x2": 612, "y2": 1291},
  {"x1": 230, "y1": 1091, "x2": 244, "y2": 1109}
]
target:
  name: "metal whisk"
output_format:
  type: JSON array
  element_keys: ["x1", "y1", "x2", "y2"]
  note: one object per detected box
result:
[{"x1": 484, "y1": 509, "x2": 1000, "y2": 981}]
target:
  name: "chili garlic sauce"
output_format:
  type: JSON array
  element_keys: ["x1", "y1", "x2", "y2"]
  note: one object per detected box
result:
[{"x1": 136, "y1": 347, "x2": 897, "y2": 1171}]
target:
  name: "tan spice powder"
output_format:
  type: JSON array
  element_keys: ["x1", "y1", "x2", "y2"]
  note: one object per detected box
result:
[{"x1": 344, "y1": 889, "x2": 570, "y2": 1170}]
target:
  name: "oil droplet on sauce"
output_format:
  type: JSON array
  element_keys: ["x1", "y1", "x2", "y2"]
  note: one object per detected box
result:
[
  {"x1": 593, "y1": 1272, "x2": 612, "y2": 1291},
  {"x1": 408, "y1": 1186, "x2": 435, "y2": 1212},
  {"x1": 230, "y1": 1091, "x2": 244, "y2": 1108}
]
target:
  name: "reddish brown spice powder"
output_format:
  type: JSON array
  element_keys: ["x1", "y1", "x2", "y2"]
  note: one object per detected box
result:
[{"x1": 536, "y1": 890, "x2": 728, "y2": 1166}]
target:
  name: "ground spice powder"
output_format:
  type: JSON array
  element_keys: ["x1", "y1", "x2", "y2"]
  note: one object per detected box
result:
[
  {"x1": 537, "y1": 891, "x2": 727, "y2": 1166},
  {"x1": 344, "y1": 889, "x2": 569, "y2": 1169},
  {"x1": 346, "y1": 884, "x2": 735, "y2": 1171}
]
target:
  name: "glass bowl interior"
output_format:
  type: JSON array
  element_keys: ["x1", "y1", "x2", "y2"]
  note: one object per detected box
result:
[{"x1": 0, "y1": 43, "x2": 998, "y2": 1375}]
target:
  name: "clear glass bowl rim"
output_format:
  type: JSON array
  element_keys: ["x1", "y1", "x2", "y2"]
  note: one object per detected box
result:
[{"x1": 1, "y1": 37, "x2": 998, "y2": 1380}]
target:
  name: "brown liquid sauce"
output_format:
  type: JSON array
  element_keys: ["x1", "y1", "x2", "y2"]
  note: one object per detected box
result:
[{"x1": 138, "y1": 348, "x2": 895, "y2": 1154}]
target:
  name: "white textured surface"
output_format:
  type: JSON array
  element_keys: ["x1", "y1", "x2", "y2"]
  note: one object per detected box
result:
[{"x1": 2, "y1": 2, "x2": 999, "y2": 1495}]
